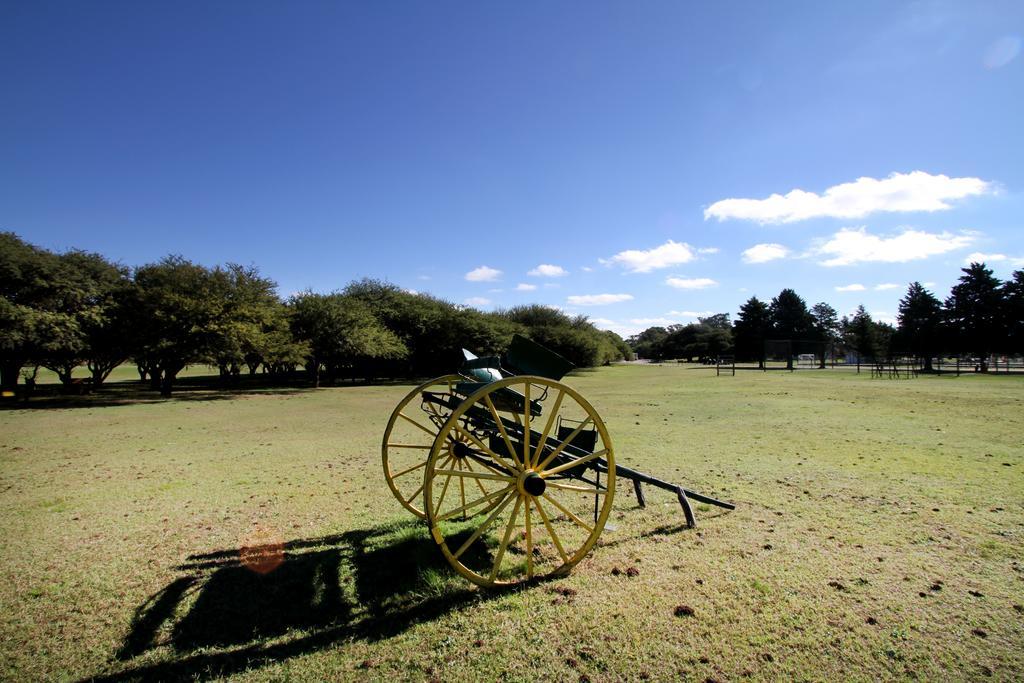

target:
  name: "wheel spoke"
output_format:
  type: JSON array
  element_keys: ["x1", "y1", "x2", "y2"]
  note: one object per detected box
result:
[
  {"x1": 432, "y1": 456, "x2": 456, "y2": 515},
  {"x1": 484, "y1": 394, "x2": 522, "y2": 471},
  {"x1": 530, "y1": 390, "x2": 564, "y2": 469},
  {"x1": 458, "y1": 459, "x2": 467, "y2": 519},
  {"x1": 388, "y1": 443, "x2": 432, "y2": 450},
  {"x1": 432, "y1": 468, "x2": 514, "y2": 482},
  {"x1": 536, "y1": 418, "x2": 595, "y2": 472},
  {"x1": 462, "y1": 458, "x2": 491, "y2": 498},
  {"x1": 545, "y1": 481, "x2": 608, "y2": 494},
  {"x1": 390, "y1": 459, "x2": 428, "y2": 479},
  {"x1": 463, "y1": 450, "x2": 518, "y2": 479},
  {"x1": 488, "y1": 495, "x2": 523, "y2": 582},
  {"x1": 523, "y1": 383, "x2": 531, "y2": 468},
  {"x1": 541, "y1": 448, "x2": 607, "y2": 478},
  {"x1": 450, "y1": 430, "x2": 516, "y2": 479},
  {"x1": 453, "y1": 493, "x2": 516, "y2": 559},
  {"x1": 403, "y1": 479, "x2": 426, "y2": 505},
  {"x1": 524, "y1": 494, "x2": 534, "y2": 579},
  {"x1": 398, "y1": 411, "x2": 436, "y2": 437},
  {"x1": 453, "y1": 424, "x2": 508, "y2": 468},
  {"x1": 542, "y1": 492, "x2": 594, "y2": 534},
  {"x1": 437, "y1": 485, "x2": 512, "y2": 521},
  {"x1": 532, "y1": 497, "x2": 569, "y2": 564}
]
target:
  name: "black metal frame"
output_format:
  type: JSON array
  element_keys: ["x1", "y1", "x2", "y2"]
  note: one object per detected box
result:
[{"x1": 425, "y1": 390, "x2": 734, "y2": 529}]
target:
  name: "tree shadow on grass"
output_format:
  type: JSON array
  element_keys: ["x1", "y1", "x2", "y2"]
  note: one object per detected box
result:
[
  {"x1": 87, "y1": 519, "x2": 513, "y2": 682},
  {"x1": 2, "y1": 373, "x2": 431, "y2": 411},
  {"x1": 2, "y1": 378, "x2": 314, "y2": 410}
]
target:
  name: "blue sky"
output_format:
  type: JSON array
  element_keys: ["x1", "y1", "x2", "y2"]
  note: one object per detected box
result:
[{"x1": 2, "y1": 1, "x2": 1022, "y2": 337}]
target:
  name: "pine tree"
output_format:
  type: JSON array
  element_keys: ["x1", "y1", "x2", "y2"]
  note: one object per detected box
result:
[
  {"x1": 896, "y1": 282, "x2": 942, "y2": 371},
  {"x1": 944, "y1": 263, "x2": 1004, "y2": 368},
  {"x1": 733, "y1": 297, "x2": 770, "y2": 368}
]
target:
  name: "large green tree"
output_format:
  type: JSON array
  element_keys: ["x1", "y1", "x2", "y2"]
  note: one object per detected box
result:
[
  {"x1": 0, "y1": 233, "x2": 80, "y2": 394},
  {"x1": 697, "y1": 314, "x2": 733, "y2": 360},
  {"x1": 1002, "y1": 270, "x2": 1024, "y2": 356},
  {"x1": 628, "y1": 326, "x2": 669, "y2": 361},
  {"x1": 896, "y1": 282, "x2": 942, "y2": 371},
  {"x1": 205, "y1": 264, "x2": 284, "y2": 381},
  {"x1": 844, "y1": 305, "x2": 880, "y2": 361},
  {"x1": 289, "y1": 292, "x2": 407, "y2": 387},
  {"x1": 769, "y1": 289, "x2": 813, "y2": 369},
  {"x1": 733, "y1": 297, "x2": 770, "y2": 368},
  {"x1": 944, "y1": 262, "x2": 1004, "y2": 366},
  {"x1": 133, "y1": 257, "x2": 230, "y2": 396},
  {"x1": 344, "y1": 279, "x2": 516, "y2": 377},
  {"x1": 499, "y1": 305, "x2": 624, "y2": 368},
  {"x1": 810, "y1": 302, "x2": 840, "y2": 368},
  {"x1": 47, "y1": 250, "x2": 134, "y2": 387}
]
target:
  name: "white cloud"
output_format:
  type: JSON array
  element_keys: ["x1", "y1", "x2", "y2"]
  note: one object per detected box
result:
[
  {"x1": 543, "y1": 282, "x2": 560, "y2": 289},
  {"x1": 873, "y1": 311, "x2": 898, "y2": 326},
  {"x1": 815, "y1": 227, "x2": 974, "y2": 266},
  {"x1": 464, "y1": 297, "x2": 491, "y2": 307},
  {"x1": 417, "y1": 275, "x2": 432, "y2": 281},
  {"x1": 963, "y1": 251, "x2": 1024, "y2": 266},
  {"x1": 588, "y1": 317, "x2": 616, "y2": 326},
  {"x1": 741, "y1": 243, "x2": 790, "y2": 264},
  {"x1": 596, "y1": 323, "x2": 647, "y2": 338},
  {"x1": 984, "y1": 36, "x2": 1021, "y2": 69},
  {"x1": 404, "y1": 288, "x2": 419, "y2": 295},
  {"x1": 665, "y1": 277, "x2": 717, "y2": 290},
  {"x1": 581, "y1": 266, "x2": 594, "y2": 272},
  {"x1": 705, "y1": 171, "x2": 994, "y2": 224},
  {"x1": 566, "y1": 293, "x2": 634, "y2": 306},
  {"x1": 630, "y1": 317, "x2": 680, "y2": 325},
  {"x1": 923, "y1": 281, "x2": 936, "y2": 288},
  {"x1": 965, "y1": 251, "x2": 1006, "y2": 263},
  {"x1": 874, "y1": 283, "x2": 901, "y2": 291},
  {"x1": 528, "y1": 264, "x2": 568, "y2": 277},
  {"x1": 697, "y1": 247, "x2": 719, "y2": 254},
  {"x1": 465, "y1": 265, "x2": 502, "y2": 282},
  {"x1": 668, "y1": 310, "x2": 714, "y2": 318},
  {"x1": 515, "y1": 283, "x2": 537, "y2": 291},
  {"x1": 601, "y1": 240, "x2": 696, "y2": 273},
  {"x1": 835, "y1": 283, "x2": 866, "y2": 292}
]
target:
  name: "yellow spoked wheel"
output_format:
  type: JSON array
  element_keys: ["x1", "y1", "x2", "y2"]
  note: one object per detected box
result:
[
  {"x1": 382, "y1": 375, "x2": 464, "y2": 517},
  {"x1": 424, "y1": 376, "x2": 615, "y2": 587}
]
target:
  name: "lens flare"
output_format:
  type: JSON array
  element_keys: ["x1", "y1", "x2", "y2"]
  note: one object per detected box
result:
[{"x1": 239, "y1": 526, "x2": 285, "y2": 574}]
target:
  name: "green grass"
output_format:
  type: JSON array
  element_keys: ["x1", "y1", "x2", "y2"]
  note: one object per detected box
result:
[{"x1": 1, "y1": 365, "x2": 1022, "y2": 681}]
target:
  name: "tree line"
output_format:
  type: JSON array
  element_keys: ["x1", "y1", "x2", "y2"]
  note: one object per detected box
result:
[
  {"x1": 628, "y1": 263, "x2": 1024, "y2": 370},
  {"x1": 0, "y1": 233, "x2": 630, "y2": 397}
]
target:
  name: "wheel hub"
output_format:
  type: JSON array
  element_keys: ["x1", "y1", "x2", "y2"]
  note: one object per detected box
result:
[
  {"x1": 452, "y1": 440, "x2": 472, "y2": 460},
  {"x1": 519, "y1": 471, "x2": 546, "y2": 497}
]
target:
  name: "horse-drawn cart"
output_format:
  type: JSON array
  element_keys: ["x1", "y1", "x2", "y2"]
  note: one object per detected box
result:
[{"x1": 382, "y1": 335, "x2": 733, "y2": 587}]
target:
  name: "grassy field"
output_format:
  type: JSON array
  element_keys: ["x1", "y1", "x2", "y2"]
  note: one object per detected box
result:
[{"x1": 1, "y1": 365, "x2": 1022, "y2": 681}]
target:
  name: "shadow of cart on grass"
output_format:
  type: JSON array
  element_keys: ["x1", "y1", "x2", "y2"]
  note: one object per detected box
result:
[{"x1": 89, "y1": 519, "x2": 507, "y2": 682}]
